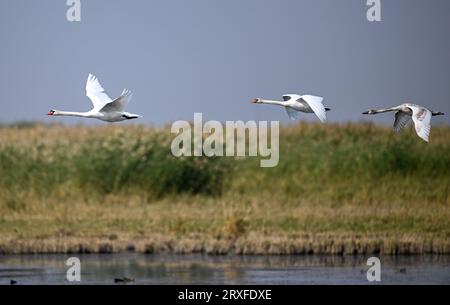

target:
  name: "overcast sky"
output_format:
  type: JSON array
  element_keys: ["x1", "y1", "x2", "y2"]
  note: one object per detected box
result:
[{"x1": 0, "y1": 0, "x2": 449, "y2": 126}]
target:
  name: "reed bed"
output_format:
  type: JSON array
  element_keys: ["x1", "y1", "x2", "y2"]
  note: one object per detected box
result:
[{"x1": 0, "y1": 122, "x2": 448, "y2": 254}]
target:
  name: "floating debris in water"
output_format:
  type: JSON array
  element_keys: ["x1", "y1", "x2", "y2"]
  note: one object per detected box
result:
[{"x1": 114, "y1": 277, "x2": 135, "y2": 283}]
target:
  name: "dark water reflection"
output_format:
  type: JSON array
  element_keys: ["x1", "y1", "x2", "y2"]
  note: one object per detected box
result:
[{"x1": 0, "y1": 254, "x2": 449, "y2": 285}]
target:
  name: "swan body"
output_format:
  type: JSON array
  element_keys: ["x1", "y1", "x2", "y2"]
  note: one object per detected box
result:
[
  {"x1": 363, "y1": 103, "x2": 444, "y2": 142},
  {"x1": 48, "y1": 74, "x2": 141, "y2": 122},
  {"x1": 251, "y1": 94, "x2": 330, "y2": 123}
]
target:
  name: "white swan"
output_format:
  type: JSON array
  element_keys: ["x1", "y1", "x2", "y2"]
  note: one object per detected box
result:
[
  {"x1": 251, "y1": 94, "x2": 330, "y2": 123},
  {"x1": 48, "y1": 74, "x2": 141, "y2": 122},
  {"x1": 363, "y1": 103, "x2": 444, "y2": 142}
]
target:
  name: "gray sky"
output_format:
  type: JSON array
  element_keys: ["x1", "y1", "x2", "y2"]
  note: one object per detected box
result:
[{"x1": 0, "y1": 0, "x2": 449, "y2": 125}]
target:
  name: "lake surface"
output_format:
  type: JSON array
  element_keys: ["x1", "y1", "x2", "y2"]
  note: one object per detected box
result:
[{"x1": 0, "y1": 254, "x2": 449, "y2": 285}]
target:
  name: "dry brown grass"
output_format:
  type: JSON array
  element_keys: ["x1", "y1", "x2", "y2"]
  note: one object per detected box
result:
[{"x1": 0, "y1": 195, "x2": 448, "y2": 254}]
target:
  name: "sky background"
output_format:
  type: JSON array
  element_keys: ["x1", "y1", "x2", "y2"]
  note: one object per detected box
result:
[{"x1": 0, "y1": 0, "x2": 449, "y2": 126}]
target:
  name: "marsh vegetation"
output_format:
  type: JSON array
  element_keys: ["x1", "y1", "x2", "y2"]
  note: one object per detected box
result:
[{"x1": 0, "y1": 123, "x2": 448, "y2": 254}]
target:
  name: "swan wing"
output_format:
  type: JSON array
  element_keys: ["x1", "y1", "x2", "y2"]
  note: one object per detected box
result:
[
  {"x1": 86, "y1": 73, "x2": 113, "y2": 110},
  {"x1": 298, "y1": 95, "x2": 326, "y2": 123},
  {"x1": 408, "y1": 105, "x2": 432, "y2": 142},
  {"x1": 393, "y1": 111, "x2": 412, "y2": 132},
  {"x1": 285, "y1": 107, "x2": 300, "y2": 120},
  {"x1": 282, "y1": 95, "x2": 291, "y2": 102},
  {"x1": 100, "y1": 89, "x2": 133, "y2": 113},
  {"x1": 282, "y1": 94, "x2": 300, "y2": 102}
]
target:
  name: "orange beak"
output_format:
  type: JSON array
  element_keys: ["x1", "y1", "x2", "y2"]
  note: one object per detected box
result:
[
  {"x1": 47, "y1": 110, "x2": 55, "y2": 115},
  {"x1": 250, "y1": 99, "x2": 258, "y2": 103}
]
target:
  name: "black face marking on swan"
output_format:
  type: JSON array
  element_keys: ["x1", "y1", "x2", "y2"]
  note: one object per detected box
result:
[{"x1": 282, "y1": 96, "x2": 291, "y2": 102}]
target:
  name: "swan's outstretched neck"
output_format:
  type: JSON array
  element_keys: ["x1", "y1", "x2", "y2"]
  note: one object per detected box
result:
[
  {"x1": 362, "y1": 107, "x2": 397, "y2": 115},
  {"x1": 259, "y1": 99, "x2": 286, "y2": 106},
  {"x1": 48, "y1": 110, "x2": 90, "y2": 118}
]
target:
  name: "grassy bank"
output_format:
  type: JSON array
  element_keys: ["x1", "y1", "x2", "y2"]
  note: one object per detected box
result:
[{"x1": 0, "y1": 123, "x2": 449, "y2": 254}]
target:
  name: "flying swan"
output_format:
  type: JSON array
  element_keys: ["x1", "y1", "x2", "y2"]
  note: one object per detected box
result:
[
  {"x1": 48, "y1": 73, "x2": 141, "y2": 122},
  {"x1": 251, "y1": 94, "x2": 330, "y2": 123},
  {"x1": 362, "y1": 103, "x2": 444, "y2": 142}
]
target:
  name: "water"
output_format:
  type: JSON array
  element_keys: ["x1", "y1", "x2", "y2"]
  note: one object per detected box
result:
[{"x1": 0, "y1": 254, "x2": 449, "y2": 285}]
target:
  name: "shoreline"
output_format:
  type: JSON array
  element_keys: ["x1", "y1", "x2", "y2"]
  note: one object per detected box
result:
[{"x1": 1, "y1": 234, "x2": 449, "y2": 255}]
